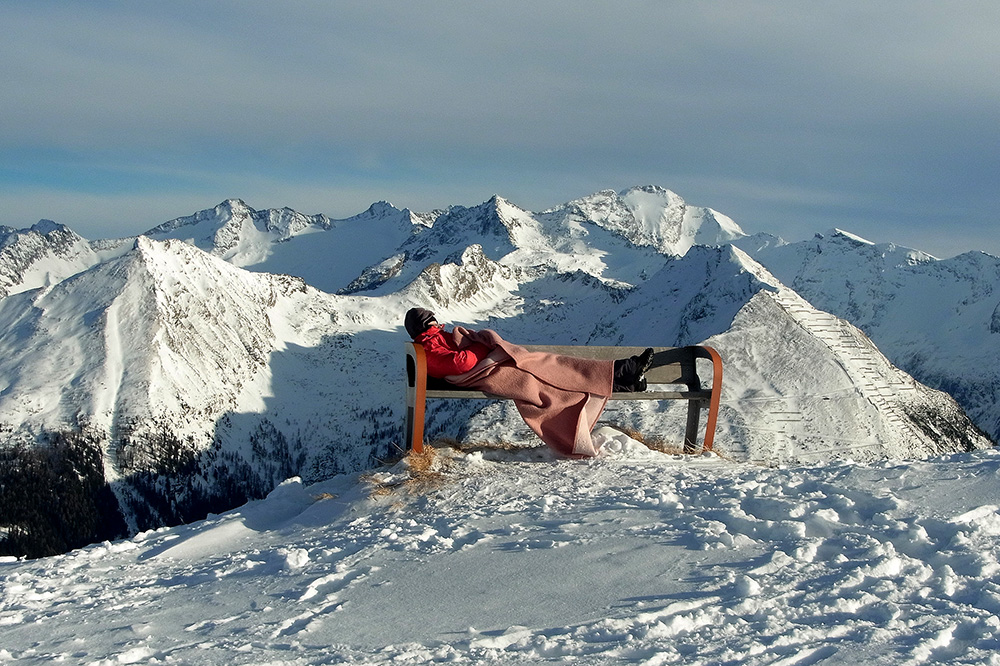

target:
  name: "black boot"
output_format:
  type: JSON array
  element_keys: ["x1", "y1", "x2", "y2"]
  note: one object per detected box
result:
[
  {"x1": 612, "y1": 348, "x2": 654, "y2": 392},
  {"x1": 636, "y1": 347, "x2": 654, "y2": 374}
]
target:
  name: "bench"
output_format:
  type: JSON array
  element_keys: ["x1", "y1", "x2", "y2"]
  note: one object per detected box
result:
[{"x1": 404, "y1": 344, "x2": 722, "y2": 455}]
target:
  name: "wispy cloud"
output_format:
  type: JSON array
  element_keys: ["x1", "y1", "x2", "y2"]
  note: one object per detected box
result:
[{"x1": 2, "y1": 1, "x2": 998, "y2": 257}]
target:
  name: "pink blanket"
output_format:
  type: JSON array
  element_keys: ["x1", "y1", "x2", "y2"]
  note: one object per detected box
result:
[{"x1": 442, "y1": 328, "x2": 614, "y2": 457}]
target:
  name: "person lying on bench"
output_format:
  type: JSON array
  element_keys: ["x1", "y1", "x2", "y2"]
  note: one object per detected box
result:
[{"x1": 404, "y1": 308, "x2": 653, "y2": 457}]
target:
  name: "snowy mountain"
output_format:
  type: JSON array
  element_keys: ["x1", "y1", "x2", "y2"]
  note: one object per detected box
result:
[
  {"x1": 745, "y1": 229, "x2": 1000, "y2": 443},
  {"x1": 0, "y1": 220, "x2": 105, "y2": 299},
  {"x1": 555, "y1": 185, "x2": 747, "y2": 256},
  {"x1": 0, "y1": 186, "x2": 994, "y2": 558},
  {"x1": 0, "y1": 237, "x2": 284, "y2": 441},
  {"x1": 143, "y1": 199, "x2": 422, "y2": 295},
  {"x1": 0, "y1": 235, "x2": 423, "y2": 543}
]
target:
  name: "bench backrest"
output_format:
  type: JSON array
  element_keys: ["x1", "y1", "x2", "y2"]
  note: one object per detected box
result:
[{"x1": 512, "y1": 345, "x2": 701, "y2": 387}]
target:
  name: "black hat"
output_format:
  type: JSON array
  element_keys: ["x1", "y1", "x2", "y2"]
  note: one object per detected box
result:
[{"x1": 404, "y1": 308, "x2": 437, "y2": 339}]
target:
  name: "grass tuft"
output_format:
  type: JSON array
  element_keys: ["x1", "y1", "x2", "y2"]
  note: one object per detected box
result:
[{"x1": 611, "y1": 425, "x2": 690, "y2": 455}]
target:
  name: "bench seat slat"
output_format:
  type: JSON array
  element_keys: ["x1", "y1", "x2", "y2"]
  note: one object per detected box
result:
[
  {"x1": 611, "y1": 390, "x2": 712, "y2": 401},
  {"x1": 424, "y1": 389, "x2": 713, "y2": 401}
]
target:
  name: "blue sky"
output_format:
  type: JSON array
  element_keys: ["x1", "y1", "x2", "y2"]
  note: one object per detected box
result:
[{"x1": 2, "y1": 1, "x2": 998, "y2": 258}]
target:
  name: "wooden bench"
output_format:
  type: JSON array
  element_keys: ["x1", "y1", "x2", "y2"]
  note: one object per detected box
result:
[{"x1": 404, "y1": 344, "x2": 722, "y2": 455}]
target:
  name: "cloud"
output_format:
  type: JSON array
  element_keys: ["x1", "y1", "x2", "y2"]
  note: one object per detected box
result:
[{"x1": 1, "y1": 1, "x2": 998, "y2": 258}]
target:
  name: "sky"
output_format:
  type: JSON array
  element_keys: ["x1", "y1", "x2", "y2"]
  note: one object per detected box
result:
[{"x1": 2, "y1": 1, "x2": 998, "y2": 259}]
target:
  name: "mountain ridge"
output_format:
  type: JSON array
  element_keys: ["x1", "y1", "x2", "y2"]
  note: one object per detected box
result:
[
  {"x1": 0, "y1": 184, "x2": 995, "y2": 556},
  {"x1": 745, "y1": 230, "x2": 1000, "y2": 442}
]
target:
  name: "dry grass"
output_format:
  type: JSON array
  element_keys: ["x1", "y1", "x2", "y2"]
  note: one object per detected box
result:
[
  {"x1": 362, "y1": 437, "x2": 535, "y2": 503},
  {"x1": 403, "y1": 444, "x2": 444, "y2": 489},
  {"x1": 610, "y1": 425, "x2": 692, "y2": 456},
  {"x1": 438, "y1": 438, "x2": 527, "y2": 455},
  {"x1": 362, "y1": 429, "x2": 702, "y2": 504},
  {"x1": 362, "y1": 442, "x2": 449, "y2": 502}
]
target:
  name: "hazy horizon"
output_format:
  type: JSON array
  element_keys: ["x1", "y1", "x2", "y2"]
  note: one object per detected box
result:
[{"x1": 3, "y1": 2, "x2": 998, "y2": 259}]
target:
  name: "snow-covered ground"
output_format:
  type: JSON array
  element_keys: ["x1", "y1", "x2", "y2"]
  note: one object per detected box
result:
[{"x1": 4, "y1": 428, "x2": 1000, "y2": 665}]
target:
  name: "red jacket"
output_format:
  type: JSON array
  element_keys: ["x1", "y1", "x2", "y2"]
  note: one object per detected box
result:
[{"x1": 414, "y1": 325, "x2": 492, "y2": 378}]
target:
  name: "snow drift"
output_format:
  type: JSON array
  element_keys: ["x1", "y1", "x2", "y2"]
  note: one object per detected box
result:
[{"x1": 5, "y1": 440, "x2": 1000, "y2": 664}]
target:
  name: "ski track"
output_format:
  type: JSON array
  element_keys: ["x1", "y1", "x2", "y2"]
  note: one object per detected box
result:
[{"x1": 4, "y1": 442, "x2": 1000, "y2": 665}]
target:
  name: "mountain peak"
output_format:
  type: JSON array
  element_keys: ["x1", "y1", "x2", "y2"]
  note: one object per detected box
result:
[
  {"x1": 827, "y1": 228, "x2": 875, "y2": 246},
  {"x1": 0, "y1": 218, "x2": 98, "y2": 298},
  {"x1": 219, "y1": 198, "x2": 252, "y2": 215},
  {"x1": 31, "y1": 219, "x2": 67, "y2": 235},
  {"x1": 801, "y1": 229, "x2": 937, "y2": 269},
  {"x1": 364, "y1": 201, "x2": 401, "y2": 217},
  {"x1": 145, "y1": 199, "x2": 250, "y2": 238},
  {"x1": 421, "y1": 198, "x2": 522, "y2": 251},
  {"x1": 620, "y1": 184, "x2": 681, "y2": 201},
  {"x1": 486, "y1": 193, "x2": 516, "y2": 209},
  {"x1": 564, "y1": 187, "x2": 746, "y2": 256}
]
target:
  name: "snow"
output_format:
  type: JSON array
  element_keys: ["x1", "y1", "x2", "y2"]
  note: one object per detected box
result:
[
  {"x1": 5, "y1": 435, "x2": 1000, "y2": 664},
  {"x1": 1, "y1": 185, "x2": 998, "y2": 663}
]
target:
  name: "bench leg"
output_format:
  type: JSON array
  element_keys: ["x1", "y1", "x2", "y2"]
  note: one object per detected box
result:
[
  {"x1": 406, "y1": 379, "x2": 428, "y2": 454},
  {"x1": 684, "y1": 400, "x2": 702, "y2": 454},
  {"x1": 408, "y1": 397, "x2": 426, "y2": 454},
  {"x1": 699, "y1": 347, "x2": 722, "y2": 453},
  {"x1": 404, "y1": 405, "x2": 415, "y2": 453},
  {"x1": 406, "y1": 344, "x2": 428, "y2": 454}
]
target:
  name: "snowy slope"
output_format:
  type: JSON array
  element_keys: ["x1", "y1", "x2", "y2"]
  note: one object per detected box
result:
[
  {"x1": 748, "y1": 229, "x2": 1000, "y2": 442},
  {"x1": 0, "y1": 237, "x2": 292, "y2": 446},
  {"x1": 5, "y1": 440, "x2": 1000, "y2": 665},
  {"x1": 708, "y1": 287, "x2": 986, "y2": 463}
]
